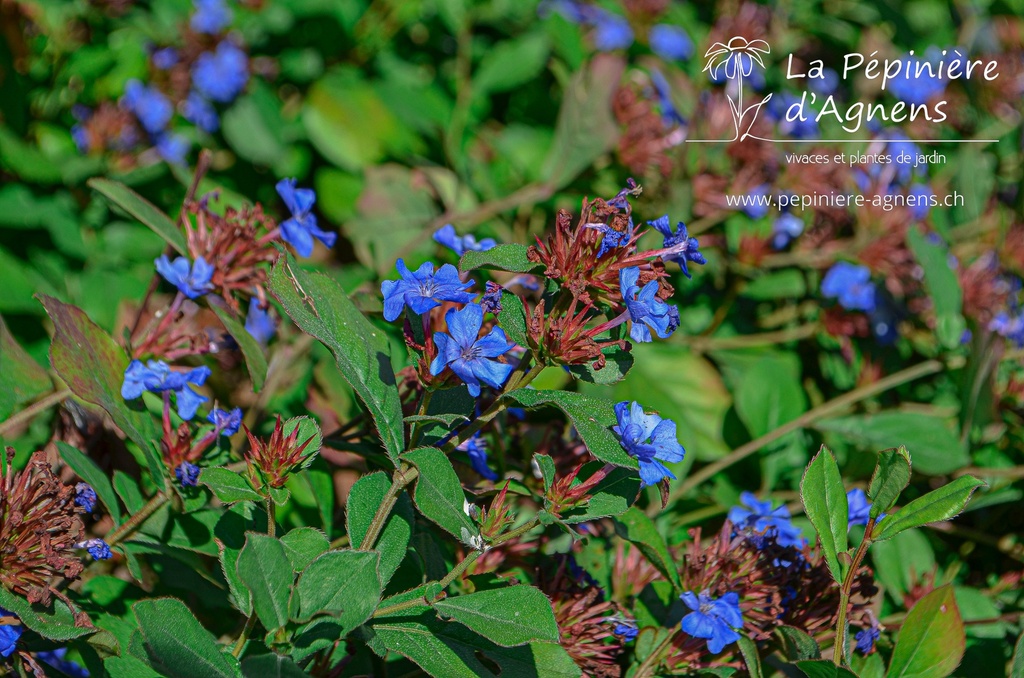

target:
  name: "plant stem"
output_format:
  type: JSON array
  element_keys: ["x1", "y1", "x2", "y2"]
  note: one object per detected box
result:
[
  {"x1": 489, "y1": 516, "x2": 541, "y2": 547},
  {"x1": 833, "y1": 518, "x2": 875, "y2": 665},
  {"x1": 634, "y1": 629, "x2": 678, "y2": 678},
  {"x1": 373, "y1": 550, "x2": 484, "y2": 618},
  {"x1": 266, "y1": 498, "x2": 276, "y2": 538},
  {"x1": 330, "y1": 534, "x2": 350, "y2": 549},
  {"x1": 358, "y1": 464, "x2": 419, "y2": 551},
  {"x1": 105, "y1": 492, "x2": 168, "y2": 548},
  {"x1": 662, "y1": 359, "x2": 947, "y2": 510},
  {"x1": 233, "y1": 491, "x2": 279, "y2": 658},
  {"x1": 408, "y1": 389, "x2": 435, "y2": 448},
  {"x1": 0, "y1": 389, "x2": 71, "y2": 438}
]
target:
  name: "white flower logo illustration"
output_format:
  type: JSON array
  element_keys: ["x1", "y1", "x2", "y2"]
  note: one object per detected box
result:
[{"x1": 703, "y1": 37, "x2": 773, "y2": 141}]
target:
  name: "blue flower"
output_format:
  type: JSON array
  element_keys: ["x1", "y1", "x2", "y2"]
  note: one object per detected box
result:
[
  {"x1": 680, "y1": 590, "x2": 743, "y2": 654},
  {"x1": 909, "y1": 183, "x2": 933, "y2": 221},
  {"x1": 176, "y1": 462, "x2": 201, "y2": 487},
  {"x1": 121, "y1": 360, "x2": 211, "y2": 421},
  {"x1": 75, "y1": 483, "x2": 97, "y2": 513},
  {"x1": 889, "y1": 54, "x2": 946, "y2": 105},
  {"x1": 620, "y1": 267, "x2": 680, "y2": 343},
  {"x1": 430, "y1": 303, "x2": 514, "y2": 398},
  {"x1": 821, "y1": 262, "x2": 877, "y2": 312},
  {"x1": 481, "y1": 281, "x2": 504, "y2": 315},
  {"x1": 651, "y1": 70, "x2": 685, "y2": 127},
  {"x1": 613, "y1": 401, "x2": 684, "y2": 487},
  {"x1": 767, "y1": 92, "x2": 819, "y2": 139},
  {"x1": 122, "y1": 80, "x2": 173, "y2": 135},
  {"x1": 80, "y1": 538, "x2": 112, "y2": 560},
  {"x1": 433, "y1": 224, "x2": 496, "y2": 256},
  {"x1": 612, "y1": 619, "x2": 639, "y2": 642},
  {"x1": 182, "y1": 91, "x2": 219, "y2": 133},
  {"x1": 191, "y1": 0, "x2": 232, "y2": 33},
  {"x1": 381, "y1": 259, "x2": 475, "y2": 322},
  {"x1": 38, "y1": 648, "x2": 90, "y2": 678},
  {"x1": 0, "y1": 608, "x2": 22, "y2": 658},
  {"x1": 457, "y1": 434, "x2": 498, "y2": 480},
  {"x1": 155, "y1": 133, "x2": 190, "y2": 165},
  {"x1": 151, "y1": 47, "x2": 179, "y2": 70},
  {"x1": 648, "y1": 216, "x2": 706, "y2": 278},
  {"x1": 245, "y1": 298, "x2": 276, "y2": 344},
  {"x1": 990, "y1": 311, "x2": 1024, "y2": 347},
  {"x1": 592, "y1": 10, "x2": 633, "y2": 50},
  {"x1": 275, "y1": 178, "x2": 336, "y2": 257},
  {"x1": 741, "y1": 184, "x2": 771, "y2": 219},
  {"x1": 207, "y1": 407, "x2": 243, "y2": 436},
  {"x1": 771, "y1": 212, "x2": 804, "y2": 250},
  {"x1": 588, "y1": 219, "x2": 634, "y2": 258},
  {"x1": 192, "y1": 41, "x2": 249, "y2": 103},
  {"x1": 855, "y1": 625, "x2": 880, "y2": 655},
  {"x1": 847, "y1": 488, "x2": 885, "y2": 528},
  {"x1": 155, "y1": 254, "x2": 215, "y2": 299},
  {"x1": 649, "y1": 24, "x2": 693, "y2": 61},
  {"x1": 728, "y1": 492, "x2": 805, "y2": 548},
  {"x1": 809, "y1": 68, "x2": 840, "y2": 95}
]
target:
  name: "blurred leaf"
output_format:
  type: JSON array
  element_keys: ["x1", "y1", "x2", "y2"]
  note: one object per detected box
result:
[
  {"x1": 473, "y1": 33, "x2": 550, "y2": 95},
  {"x1": 460, "y1": 244, "x2": 541, "y2": 274},
  {"x1": 88, "y1": 179, "x2": 186, "y2": 255},
  {"x1": 794, "y1": 660, "x2": 858, "y2": 678},
  {"x1": 221, "y1": 82, "x2": 288, "y2": 168},
  {"x1": 742, "y1": 270, "x2": 806, "y2": 300},
  {"x1": 540, "y1": 54, "x2": 624, "y2": 189},
  {"x1": 241, "y1": 654, "x2": 307, "y2": 678},
  {"x1": 888, "y1": 586, "x2": 965, "y2": 678},
  {"x1": 867, "y1": 446, "x2": 911, "y2": 519},
  {"x1": 346, "y1": 471, "x2": 413, "y2": 586},
  {"x1": 614, "y1": 507, "x2": 681, "y2": 590},
  {"x1": 815, "y1": 412, "x2": 968, "y2": 475},
  {"x1": 200, "y1": 467, "x2": 261, "y2": 504},
  {"x1": 269, "y1": 252, "x2": 404, "y2": 464},
  {"x1": 507, "y1": 389, "x2": 637, "y2": 468},
  {"x1": 775, "y1": 626, "x2": 821, "y2": 660},
  {"x1": 734, "y1": 357, "x2": 807, "y2": 438},
  {"x1": 906, "y1": 227, "x2": 964, "y2": 349},
  {"x1": 1012, "y1": 627, "x2": 1024, "y2": 678},
  {"x1": 133, "y1": 598, "x2": 239, "y2": 678},
  {"x1": 352, "y1": 164, "x2": 440, "y2": 273},
  {"x1": 870, "y1": 528, "x2": 935, "y2": 600},
  {"x1": 403, "y1": 447, "x2": 479, "y2": 541},
  {"x1": 236, "y1": 533, "x2": 294, "y2": 631},
  {"x1": 39, "y1": 296, "x2": 165, "y2": 486},
  {"x1": 954, "y1": 586, "x2": 1006, "y2": 639},
  {"x1": 0, "y1": 313, "x2": 51, "y2": 420},
  {"x1": 800, "y1": 445, "x2": 848, "y2": 583},
  {"x1": 434, "y1": 586, "x2": 559, "y2": 647},
  {"x1": 874, "y1": 475, "x2": 984, "y2": 542},
  {"x1": 293, "y1": 550, "x2": 381, "y2": 628},
  {"x1": 57, "y1": 441, "x2": 122, "y2": 524}
]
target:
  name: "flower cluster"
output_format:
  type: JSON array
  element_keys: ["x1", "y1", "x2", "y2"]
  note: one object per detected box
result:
[
  {"x1": 73, "y1": 0, "x2": 248, "y2": 165},
  {"x1": 243, "y1": 416, "x2": 317, "y2": 489}
]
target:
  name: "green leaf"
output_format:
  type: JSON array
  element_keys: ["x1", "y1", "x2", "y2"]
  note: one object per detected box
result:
[
  {"x1": 867, "y1": 447, "x2": 912, "y2": 520},
  {"x1": 613, "y1": 507, "x2": 681, "y2": 590},
  {"x1": 39, "y1": 296, "x2": 165, "y2": 486},
  {"x1": 279, "y1": 527, "x2": 330, "y2": 572},
  {"x1": 559, "y1": 463, "x2": 640, "y2": 523},
  {"x1": 541, "y1": 54, "x2": 624, "y2": 189},
  {"x1": 506, "y1": 390, "x2": 637, "y2": 469},
  {"x1": 472, "y1": 33, "x2": 550, "y2": 95},
  {"x1": 199, "y1": 468, "x2": 261, "y2": 504},
  {"x1": 736, "y1": 636, "x2": 763, "y2": 678},
  {"x1": 221, "y1": 83, "x2": 288, "y2": 168},
  {"x1": 269, "y1": 252, "x2": 404, "y2": 464},
  {"x1": 293, "y1": 550, "x2": 382, "y2": 629},
  {"x1": 215, "y1": 505, "x2": 257, "y2": 616},
  {"x1": 1012, "y1": 627, "x2": 1024, "y2": 678},
  {"x1": 403, "y1": 447, "x2": 479, "y2": 542},
  {"x1": 799, "y1": 445, "x2": 848, "y2": 583},
  {"x1": 366, "y1": 610, "x2": 581, "y2": 678},
  {"x1": 87, "y1": 178, "x2": 187, "y2": 255},
  {"x1": 133, "y1": 598, "x2": 240, "y2": 678},
  {"x1": 734, "y1": 358, "x2": 807, "y2": 438},
  {"x1": 236, "y1": 533, "x2": 294, "y2": 631},
  {"x1": 209, "y1": 303, "x2": 267, "y2": 392},
  {"x1": 794, "y1": 660, "x2": 859, "y2": 678},
  {"x1": 496, "y1": 291, "x2": 530, "y2": 349},
  {"x1": 874, "y1": 475, "x2": 984, "y2": 542},
  {"x1": 0, "y1": 585, "x2": 93, "y2": 641},
  {"x1": 459, "y1": 244, "x2": 541, "y2": 274},
  {"x1": 346, "y1": 471, "x2": 414, "y2": 586},
  {"x1": 57, "y1": 441, "x2": 122, "y2": 524},
  {"x1": 0, "y1": 313, "x2": 51, "y2": 420},
  {"x1": 888, "y1": 586, "x2": 965, "y2": 678},
  {"x1": 240, "y1": 654, "x2": 307, "y2": 678},
  {"x1": 775, "y1": 626, "x2": 821, "y2": 661},
  {"x1": 566, "y1": 344, "x2": 634, "y2": 385},
  {"x1": 907, "y1": 227, "x2": 965, "y2": 349},
  {"x1": 815, "y1": 412, "x2": 968, "y2": 476},
  {"x1": 434, "y1": 586, "x2": 560, "y2": 647}
]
